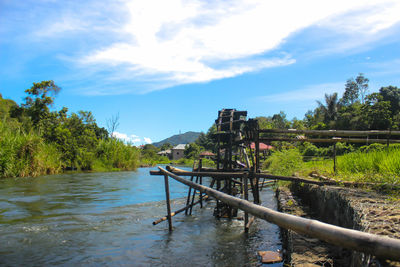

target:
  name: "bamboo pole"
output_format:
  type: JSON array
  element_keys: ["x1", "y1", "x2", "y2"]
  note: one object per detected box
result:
[
  {"x1": 153, "y1": 196, "x2": 209, "y2": 225},
  {"x1": 152, "y1": 167, "x2": 400, "y2": 189},
  {"x1": 259, "y1": 129, "x2": 400, "y2": 136},
  {"x1": 163, "y1": 174, "x2": 173, "y2": 231},
  {"x1": 158, "y1": 167, "x2": 400, "y2": 260},
  {"x1": 258, "y1": 137, "x2": 400, "y2": 144}
]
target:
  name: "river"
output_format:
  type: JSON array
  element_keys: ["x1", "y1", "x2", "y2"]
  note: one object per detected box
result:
[{"x1": 0, "y1": 167, "x2": 282, "y2": 266}]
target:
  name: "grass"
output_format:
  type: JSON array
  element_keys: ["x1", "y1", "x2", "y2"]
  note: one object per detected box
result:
[
  {"x1": 263, "y1": 145, "x2": 400, "y2": 185},
  {"x1": 0, "y1": 121, "x2": 62, "y2": 178},
  {"x1": 0, "y1": 121, "x2": 141, "y2": 178}
]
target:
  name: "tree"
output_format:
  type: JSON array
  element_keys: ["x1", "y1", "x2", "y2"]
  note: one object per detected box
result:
[
  {"x1": 271, "y1": 111, "x2": 290, "y2": 129},
  {"x1": 363, "y1": 93, "x2": 392, "y2": 129},
  {"x1": 356, "y1": 73, "x2": 369, "y2": 104},
  {"x1": 160, "y1": 142, "x2": 173, "y2": 151},
  {"x1": 23, "y1": 80, "x2": 61, "y2": 125},
  {"x1": 107, "y1": 113, "x2": 120, "y2": 138},
  {"x1": 379, "y1": 86, "x2": 400, "y2": 118},
  {"x1": 195, "y1": 125, "x2": 217, "y2": 151},
  {"x1": 341, "y1": 79, "x2": 359, "y2": 105},
  {"x1": 184, "y1": 143, "x2": 203, "y2": 159},
  {"x1": 340, "y1": 73, "x2": 369, "y2": 105},
  {"x1": 317, "y1": 93, "x2": 339, "y2": 125}
]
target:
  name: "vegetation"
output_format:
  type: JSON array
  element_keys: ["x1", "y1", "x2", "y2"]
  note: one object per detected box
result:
[
  {"x1": 258, "y1": 74, "x2": 400, "y2": 185},
  {"x1": 0, "y1": 81, "x2": 140, "y2": 178}
]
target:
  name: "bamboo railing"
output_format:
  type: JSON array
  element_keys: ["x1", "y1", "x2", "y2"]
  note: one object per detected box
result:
[{"x1": 157, "y1": 166, "x2": 400, "y2": 260}]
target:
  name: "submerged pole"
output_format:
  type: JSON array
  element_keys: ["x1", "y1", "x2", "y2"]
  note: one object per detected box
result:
[{"x1": 163, "y1": 174, "x2": 173, "y2": 231}]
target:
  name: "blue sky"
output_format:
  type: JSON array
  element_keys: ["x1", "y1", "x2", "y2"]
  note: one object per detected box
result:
[{"x1": 1, "y1": 0, "x2": 400, "y2": 144}]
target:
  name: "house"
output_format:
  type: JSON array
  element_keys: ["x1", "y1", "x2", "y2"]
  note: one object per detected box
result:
[
  {"x1": 157, "y1": 149, "x2": 172, "y2": 159},
  {"x1": 171, "y1": 144, "x2": 186, "y2": 160}
]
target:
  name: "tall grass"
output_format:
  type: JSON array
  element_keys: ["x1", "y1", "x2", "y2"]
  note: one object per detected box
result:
[
  {"x1": 0, "y1": 121, "x2": 141, "y2": 178},
  {"x1": 0, "y1": 121, "x2": 61, "y2": 178},
  {"x1": 94, "y1": 138, "x2": 140, "y2": 171},
  {"x1": 263, "y1": 145, "x2": 400, "y2": 184},
  {"x1": 263, "y1": 149, "x2": 303, "y2": 176},
  {"x1": 337, "y1": 146, "x2": 400, "y2": 183}
]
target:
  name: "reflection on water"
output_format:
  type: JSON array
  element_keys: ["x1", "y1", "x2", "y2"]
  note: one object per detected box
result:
[{"x1": 0, "y1": 167, "x2": 281, "y2": 266}]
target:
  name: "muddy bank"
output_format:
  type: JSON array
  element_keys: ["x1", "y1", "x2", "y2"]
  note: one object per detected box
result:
[{"x1": 276, "y1": 183, "x2": 400, "y2": 266}]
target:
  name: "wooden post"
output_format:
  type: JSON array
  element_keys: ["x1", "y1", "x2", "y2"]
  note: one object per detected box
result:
[
  {"x1": 199, "y1": 159, "x2": 203, "y2": 208},
  {"x1": 244, "y1": 173, "x2": 249, "y2": 233},
  {"x1": 163, "y1": 174, "x2": 173, "y2": 231},
  {"x1": 189, "y1": 176, "x2": 200, "y2": 215},
  {"x1": 333, "y1": 143, "x2": 337, "y2": 174},
  {"x1": 255, "y1": 130, "x2": 260, "y2": 172}
]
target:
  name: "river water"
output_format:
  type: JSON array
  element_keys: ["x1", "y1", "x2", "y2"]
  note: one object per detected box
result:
[{"x1": 0, "y1": 167, "x2": 281, "y2": 266}]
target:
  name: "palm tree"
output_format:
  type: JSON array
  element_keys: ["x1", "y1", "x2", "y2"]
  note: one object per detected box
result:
[{"x1": 317, "y1": 93, "x2": 339, "y2": 124}]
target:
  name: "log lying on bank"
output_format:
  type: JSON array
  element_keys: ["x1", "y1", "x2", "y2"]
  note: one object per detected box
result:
[{"x1": 158, "y1": 167, "x2": 400, "y2": 261}]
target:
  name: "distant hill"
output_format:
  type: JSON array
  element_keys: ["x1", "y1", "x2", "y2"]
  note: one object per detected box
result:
[{"x1": 153, "y1": 131, "x2": 201, "y2": 147}]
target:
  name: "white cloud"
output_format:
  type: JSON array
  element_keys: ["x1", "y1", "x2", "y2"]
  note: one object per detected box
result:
[
  {"x1": 78, "y1": 0, "x2": 400, "y2": 92},
  {"x1": 258, "y1": 82, "x2": 345, "y2": 103},
  {"x1": 111, "y1": 131, "x2": 148, "y2": 145},
  {"x1": 143, "y1": 137, "x2": 152, "y2": 144},
  {"x1": 15, "y1": 0, "x2": 400, "y2": 93}
]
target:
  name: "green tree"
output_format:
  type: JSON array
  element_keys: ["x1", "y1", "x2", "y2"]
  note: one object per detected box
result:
[
  {"x1": 317, "y1": 93, "x2": 339, "y2": 126},
  {"x1": 363, "y1": 93, "x2": 392, "y2": 130},
  {"x1": 272, "y1": 111, "x2": 290, "y2": 129},
  {"x1": 23, "y1": 80, "x2": 61, "y2": 126},
  {"x1": 356, "y1": 73, "x2": 369, "y2": 104},
  {"x1": 195, "y1": 125, "x2": 217, "y2": 151},
  {"x1": 184, "y1": 143, "x2": 203, "y2": 159},
  {"x1": 379, "y1": 86, "x2": 400, "y2": 120},
  {"x1": 160, "y1": 142, "x2": 173, "y2": 151},
  {"x1": 341, "y1": 78, "x2": 359, "y2": 105}
]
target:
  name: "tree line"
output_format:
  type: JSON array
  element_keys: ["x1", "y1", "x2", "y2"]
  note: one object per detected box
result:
[
  {"x1": 178, "y1": 74, "x2": 400, "y2": 160},
  {"x1": 0, "y1": 81, "x2": 140, "y2": 178}
]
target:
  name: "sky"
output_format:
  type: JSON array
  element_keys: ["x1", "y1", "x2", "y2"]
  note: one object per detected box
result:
[{"x1": 1, "y1": 0, "x2": 400, "y2": 145}]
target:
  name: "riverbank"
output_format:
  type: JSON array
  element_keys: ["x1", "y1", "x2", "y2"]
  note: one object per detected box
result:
[{"x1": 276, "y1": 182, "x2": 400, "y2": 266}]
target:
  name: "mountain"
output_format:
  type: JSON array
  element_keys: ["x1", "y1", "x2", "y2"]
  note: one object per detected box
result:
[{"x1": 152, "y1": 131, "x2": 201, "y2": 147}]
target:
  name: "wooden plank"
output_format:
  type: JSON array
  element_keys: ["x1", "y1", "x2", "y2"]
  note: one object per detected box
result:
[{"x1": 158, "y1": 167, "x2": 400, "y2": 261}]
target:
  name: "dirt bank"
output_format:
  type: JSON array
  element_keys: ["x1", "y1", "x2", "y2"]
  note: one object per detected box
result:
[{"x1": 276, "y1": 183, "x2": 400, "y2": 266}]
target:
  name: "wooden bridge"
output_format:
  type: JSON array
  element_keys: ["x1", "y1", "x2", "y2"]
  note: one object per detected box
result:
[{"x1": 150, "y1": 109, "x2": 400, "y2": 262}]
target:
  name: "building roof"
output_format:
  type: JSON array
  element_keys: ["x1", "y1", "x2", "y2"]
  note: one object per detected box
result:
[
  {"x1": 250, "y1": 142, "x2": 274, "y2": 151},
  {"x1": 157, "y1": 149, "x2": 171, "y2": 155},
  {"x1": 172, "y1": 144, "x2": 186, "y2": 150},
  {"x1": 200, "y1": 151, "x2": 215, "y2": 156}
]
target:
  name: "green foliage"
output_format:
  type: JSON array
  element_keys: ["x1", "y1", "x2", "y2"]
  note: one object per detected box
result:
[
  {"x1": 160, "y1": 142, "x2": 173, "y2": 151},
  {"x1": 195, "y1": 125, "x2": 217, "y2": 151},
  {"x1": 0, "y1": 121, "x2": 61, "y2": 178},
  {"x1": 95, "y1": 138, "x2": 140, "y2": 171},
  {"x1": 263, "y1": 149, "x2": 303, "y2": 176},
  {"x1": 184, "y1": 143, "x2": 203, "y2": 159},
  {"x1": 0, "y1": 81, "x2": 141, "y2": 178},
  {"x1": 337, "y1": 146, "x2": 400, "y2": 183},
  {"x1": 316, "y1": 93, "x2": 339, "y2": 125}
]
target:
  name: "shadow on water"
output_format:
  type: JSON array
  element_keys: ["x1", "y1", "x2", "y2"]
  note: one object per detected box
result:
[{"x1": 0, "y1": 167, "x2": 282, "y2": 266}]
